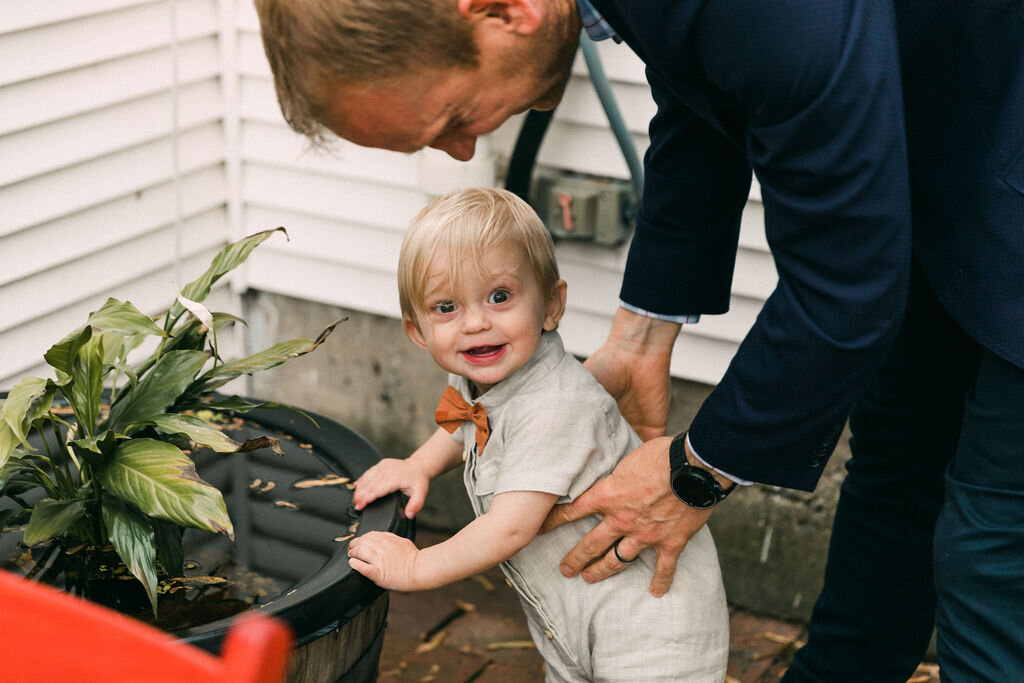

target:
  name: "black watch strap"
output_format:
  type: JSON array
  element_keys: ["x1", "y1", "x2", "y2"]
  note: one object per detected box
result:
[
  {"x1": 669, "y1": 432, "x2": 735, "y2": 509},
  {"x1": 669, "y1": 432, "x2": 690, "y2": 470}
]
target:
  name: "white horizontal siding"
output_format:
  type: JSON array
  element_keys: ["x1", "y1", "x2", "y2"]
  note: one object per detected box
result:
[
  {"x1": 0, "y1": 0, "x2": 233, "y2": 392},
  {"x1": 0, "y1": 38, "x2": 220, "y2": 136},
  {"x1": 1, "y1": 122, "x2": 225, "y2": 237},
  {"x1": 0, "y1": 0, "x2": 217, "y2": 86},
  {"x1": 0, "y1": 166, "x2": 226, "y2": 288},
  {"x1": 0, "y1": 78, "x2": 223, "y2": 188}
]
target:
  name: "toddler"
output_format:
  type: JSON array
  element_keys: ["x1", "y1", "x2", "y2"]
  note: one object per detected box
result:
[{"x1": 349, "y1": 188, "x2": 728, "y2": 681}]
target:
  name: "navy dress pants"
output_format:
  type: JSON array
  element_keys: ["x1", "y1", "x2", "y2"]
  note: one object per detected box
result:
[{"x1": 784, "y1": 261, "x2": 1024, "y2": 682}]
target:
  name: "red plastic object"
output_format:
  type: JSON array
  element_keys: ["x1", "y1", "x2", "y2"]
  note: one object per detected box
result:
[{"x1": 0, "y1": 569, "x2": 293, "y2": 683}]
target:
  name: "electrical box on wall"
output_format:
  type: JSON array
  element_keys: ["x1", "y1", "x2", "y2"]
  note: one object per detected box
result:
[{"x1": 531, "y1": 170, "x2": 636, "y2": 247}]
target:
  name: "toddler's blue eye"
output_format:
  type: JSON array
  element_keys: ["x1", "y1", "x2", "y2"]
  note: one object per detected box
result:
[
  {"x1": 488, "y1": 290, "x2": 510, "y2": 304},
  {"x1": 433, "y1": 302, "x2": 456, "y2": 314}
]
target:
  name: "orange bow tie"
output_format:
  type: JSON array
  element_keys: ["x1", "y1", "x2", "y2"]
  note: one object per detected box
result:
[{"x1": 435, "y1": 386, "x2": 490, "y2": 457}]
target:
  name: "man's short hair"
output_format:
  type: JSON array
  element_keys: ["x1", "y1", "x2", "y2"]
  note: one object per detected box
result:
[
  {"x1": 398, "y1": 188, "x2": 560, "y2": 333},
  {"x1": 254, "y1": 0, "x2": 478, "y2": 143}
]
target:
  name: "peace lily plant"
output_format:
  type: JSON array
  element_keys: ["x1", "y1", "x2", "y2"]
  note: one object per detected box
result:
[{"x1": 0, "y1": 228, "x2": 341, "y2": 617}]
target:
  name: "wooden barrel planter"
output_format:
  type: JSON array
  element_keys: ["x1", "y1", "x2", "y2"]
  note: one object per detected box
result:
[{"x1": 1, "y1": 400, "x2": 412, "y2": 683}]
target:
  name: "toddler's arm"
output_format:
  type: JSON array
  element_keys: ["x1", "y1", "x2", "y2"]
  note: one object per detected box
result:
[
  {"x1": 353, "y1": 427, "x2": 464, "y2": 519},
  {"x1": 348, "y1": 489, "x2": 559, "y2": 591}
]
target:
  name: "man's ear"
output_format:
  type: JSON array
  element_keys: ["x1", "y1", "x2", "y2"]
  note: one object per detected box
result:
[
  {"x1": 404, "y1": 317, "x2": 430, "y2": 350},
  {"x1": 542, "y1": 279, "x2": 568, "y2": 331},
  {"x1": 456, "y1": 0, "x2": 542, "y2": 34}
]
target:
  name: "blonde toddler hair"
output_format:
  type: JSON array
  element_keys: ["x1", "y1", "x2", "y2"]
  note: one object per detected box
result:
[{"x1": 399, "y1": 188, "x2": 560, "y2": 333}]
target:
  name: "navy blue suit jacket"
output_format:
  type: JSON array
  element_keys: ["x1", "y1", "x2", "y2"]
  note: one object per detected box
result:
[{"x1": 595, "y1": 0, "x2": 1023, "y2": 491}]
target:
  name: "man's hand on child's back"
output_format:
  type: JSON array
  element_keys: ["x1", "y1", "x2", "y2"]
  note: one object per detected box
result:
[{"x1": 540, "y1": 437, "x2": 713, "y2": 597}]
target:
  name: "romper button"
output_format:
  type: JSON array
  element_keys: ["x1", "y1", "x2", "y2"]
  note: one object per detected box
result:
[
  {"x1": 462, "y1": 448, "x2": 469, "y2": 462},
  {"x1": 544, "y1": 630, "x2": 554, "y2": 639},
  {"x1": 504, "y1": 578, "x2": 513, "y2": 588}
]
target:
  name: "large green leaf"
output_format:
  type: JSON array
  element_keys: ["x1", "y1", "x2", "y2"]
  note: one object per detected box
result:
[
  {"x1": 87, "y1": 298, "x2": 166, "y2": 338},
  {"x1": 148, "y1": 414, "x2": 240, "y2": 452},
  {"x1": 192, "y1": 318, "x2": 345, "y2": 393},
  {"x1": 69, "y1": 336, "x2": 105, "y2": 437},
  {"x1": 23, "y1": 498, "x2": 89, "y2": 546},
  {"x1": 169, "y1": 228, "x2": 287, "y2": 320},
  {"x1": 0, "y1": 454, "x2": 42, "y2": 494},
  {"x1": 2, "y1": 377, "x2": 54, "y2": 447},
  {"x1": 44, "y1": 326, "x2": 93, "y2": 380},
  {"x1": 98, "y1": 438, "x2": 233, "y2": 539},
  {"x1": 106, "y1": 350, "x2": 211, "y2": 432},
  {"x1": 102, "y1": 497, "x2": 159, "y2": 617},
  {"x1": 152, "y1": 518, "x2": 184, "y2": 577},
  {"x1": 0, "y1": 420, "x2": 17, "y2": 471}
]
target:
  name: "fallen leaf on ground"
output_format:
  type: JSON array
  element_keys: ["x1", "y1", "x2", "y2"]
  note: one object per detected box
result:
[
  {"x1": 249, "y1": 478, "x2": 263, "y2": 489},
  {"x1": 469, "y1": 574, "x2": 495, "y2": 592},
  {"x1": 274, "y1": 500, "x2": 298, "y2": 509},
  {"x1": 334, "y1": 534, "x2": 355, "y2": 542},
  {"x1": 415, "y1": 630, "x2": 447, "y2": 654},
  {"x1": 454, "y1": 598, "x2": 476, "y2": 612},
  {"x1": 757, "y1": 631, "x2": 800, "y2": 645}
]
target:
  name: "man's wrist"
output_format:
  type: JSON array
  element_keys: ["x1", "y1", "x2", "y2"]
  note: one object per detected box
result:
[
  {"x1": 668, "y1": 432, "x2": 735, "y2": 509},
  {"x1": 683, "y1": 438, "x2": 736, "y2": 492},
  {"x1": 610, "y1": 306, "x2": 682, "y2": 353}
]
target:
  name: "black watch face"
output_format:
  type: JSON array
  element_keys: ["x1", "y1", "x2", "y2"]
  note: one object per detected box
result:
[{"x1": 672, "y1": 468, "x2": 718, "y2": 509}]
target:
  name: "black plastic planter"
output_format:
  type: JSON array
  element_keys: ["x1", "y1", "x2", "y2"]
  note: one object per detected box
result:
[{"x1": 1, "y1": 399, "x2": 412, "y2": 683}]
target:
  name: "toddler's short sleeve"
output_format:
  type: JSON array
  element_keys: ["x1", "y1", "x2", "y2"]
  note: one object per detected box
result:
[{"x1": 492, "y1": 390, "x2": 631, "y2": 501}]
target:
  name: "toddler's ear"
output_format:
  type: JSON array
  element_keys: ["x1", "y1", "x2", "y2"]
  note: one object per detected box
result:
[
  {"x1": 543, "y1": 280, "x2": 568, "y2": 331},
  {"x1": 404, "y1": 317, "x2": 429, "y2": 350}
]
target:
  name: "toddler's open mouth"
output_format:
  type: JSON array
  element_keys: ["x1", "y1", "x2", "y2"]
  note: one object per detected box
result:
[{"x1": 466, "y1": 345, "x2": 504, "y2": 357}]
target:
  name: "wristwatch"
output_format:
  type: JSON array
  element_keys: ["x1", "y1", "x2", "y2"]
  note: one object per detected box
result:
[{"x1": 669, "y1": 433, "x2": 734, "y2": 510}]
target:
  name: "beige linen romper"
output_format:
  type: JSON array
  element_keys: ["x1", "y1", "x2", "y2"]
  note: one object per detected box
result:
[{"x1": 448, "y1": 331, "x2": 729, "y2": 682}]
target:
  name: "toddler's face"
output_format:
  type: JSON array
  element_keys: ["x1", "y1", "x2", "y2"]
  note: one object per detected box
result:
[{"x1": 406, "y1": 242, "x2": 563, "y2": 394}]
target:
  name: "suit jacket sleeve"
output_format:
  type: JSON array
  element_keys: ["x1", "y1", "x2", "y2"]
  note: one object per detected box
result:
[{"x1": 618, "y1": 0, "x2": 913, "y2": 490}]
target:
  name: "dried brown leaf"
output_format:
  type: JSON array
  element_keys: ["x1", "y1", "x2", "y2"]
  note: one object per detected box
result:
[
  {"x1": 333, "y1": 534, "x2": 355, "y2": 542},
  {"x1": 249, "y1": 478, "x2": 263, "y2": 489},
  {"x1": 469, "y1": 574, "x2": 495, "y2": 592},
  {"x1": 415, "y1": 630, "x2": 446, "y2": 654},
  {"x1": 454, "y1": 598, "x2": 477, "y2": 613},
  {"x1": 274, "y1": 500, "x2": 298, "y2": 509},
  {"x1": 293, "y1": 474, "x2": 351, "y2": 489}
]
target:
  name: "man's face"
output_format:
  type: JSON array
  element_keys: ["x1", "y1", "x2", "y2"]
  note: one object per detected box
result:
[{"x1": 321, "y1": 6, "x2": 578, "y2": 160}]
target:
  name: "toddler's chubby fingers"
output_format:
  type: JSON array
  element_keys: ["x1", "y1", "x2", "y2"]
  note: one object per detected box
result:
[{"x1": 352, "y1": 469, "x2": 393, "y2": 510}]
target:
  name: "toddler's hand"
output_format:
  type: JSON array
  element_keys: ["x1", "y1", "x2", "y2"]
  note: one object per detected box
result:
[
  {"x1": 353, "y1": 458, "x2": 430, "y2": 518},
  {"x1": 348, "y1": 531, "x2": 420, "y2": 591}
]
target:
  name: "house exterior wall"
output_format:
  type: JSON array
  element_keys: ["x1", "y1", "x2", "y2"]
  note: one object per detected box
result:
[{"x1": 0, "y1": 0, "x2": 239, "y2": 389}]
